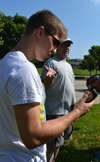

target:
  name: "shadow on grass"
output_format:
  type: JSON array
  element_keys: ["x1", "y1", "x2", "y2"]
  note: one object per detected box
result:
[
  {"x1": 56, "y1": 145, "x2": 100, "y2": 162},
  {"x1": 75, "y1": 77, "x2": 88, "y2": 80},
  {"x1": 75, "y1": 89, "x2": 87, "y2": 93}
]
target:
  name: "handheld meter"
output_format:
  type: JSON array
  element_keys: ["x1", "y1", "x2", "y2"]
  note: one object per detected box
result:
[
  {"x1": 85, "y1": 89, "x2": 97, "y2": 103},
  {"x1": 70, "y1": 89, "x2": 98, "y2": 110}
]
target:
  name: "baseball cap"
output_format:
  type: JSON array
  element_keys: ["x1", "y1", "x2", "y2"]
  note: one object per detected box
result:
[{"x1": 60, "y1": 38, "x2": 73, "y2": 44}]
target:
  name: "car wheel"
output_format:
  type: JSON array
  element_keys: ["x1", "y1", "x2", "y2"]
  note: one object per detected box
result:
[{"x1": 88, "y1": 84, "x2": 92, "y2": 90}]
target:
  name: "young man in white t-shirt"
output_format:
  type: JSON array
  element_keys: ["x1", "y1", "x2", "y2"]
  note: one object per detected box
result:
[{"x1": 0, "y1": 9, "x2": 94, "y2": 162}]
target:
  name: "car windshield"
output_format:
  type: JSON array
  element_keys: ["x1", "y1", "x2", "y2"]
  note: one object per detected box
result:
[{"x1": 93, "y1": 75, "x2": 100, "y2": 79}]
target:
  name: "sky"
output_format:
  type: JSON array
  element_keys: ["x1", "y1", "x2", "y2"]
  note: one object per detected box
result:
[{"x1": 1, "y1": 0, "x2": 100, "y2": 59}]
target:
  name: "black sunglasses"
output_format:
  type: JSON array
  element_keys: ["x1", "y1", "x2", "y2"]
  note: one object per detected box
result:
[
  {"x1": 44, "y1": 28, "x2": 60, "y2": 49},
  {"x1": 34, "y1": 26, "x2": 60, "y2": 49}
]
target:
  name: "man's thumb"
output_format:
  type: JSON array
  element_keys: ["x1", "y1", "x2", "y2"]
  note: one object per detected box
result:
[
  {"x1": 44, "y1": 66, "x2": 48, "y2": 71},
  {"x1": 82, "y1": 91, "x2": 90, "y2": 102}
]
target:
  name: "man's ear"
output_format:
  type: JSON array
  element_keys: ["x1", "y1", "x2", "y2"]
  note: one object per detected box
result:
[{"x1": 36, "y1": 26, "x2": 44, "y2": 39}]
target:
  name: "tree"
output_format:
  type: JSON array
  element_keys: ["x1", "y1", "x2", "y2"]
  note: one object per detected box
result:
[
  {"x1": 32, "y1": 59, "x2": 45, "y2": 68},
  {"x1": 89, "y1": 46, "x2": 100, "y2": 73},
  {"x1": 80, "y1": 46, "x2": 100, "y2": 75},
  {"x1": 80, "y1": 55, "x2": 95, "y2": 75},
  {"x1": 0, "y1": 12, "x2": 4, "y2": 45},
  {"x1": 66, "y1": 56, "x2": 71, "y2": 64},
  {"x1": 0, "y1": 12, "x2": 27, "y2": 59}
]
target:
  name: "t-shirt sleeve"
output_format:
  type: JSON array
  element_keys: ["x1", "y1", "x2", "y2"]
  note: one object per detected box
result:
[{"x1": 7, "y1": 64, "x2": 42, "y2": 106}]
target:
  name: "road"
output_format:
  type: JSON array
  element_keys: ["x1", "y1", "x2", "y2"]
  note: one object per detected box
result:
[{"x1": 75, "y1": 80, "x2": 100, "y2": 104}]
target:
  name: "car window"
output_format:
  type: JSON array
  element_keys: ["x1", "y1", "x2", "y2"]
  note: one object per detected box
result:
[{"x1": 93, "y1": 75, "x2": 100, "y2": 79}]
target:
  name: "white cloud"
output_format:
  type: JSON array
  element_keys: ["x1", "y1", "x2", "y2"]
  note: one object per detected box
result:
[{"x1": 90, "y1": 0, "x2": 100, "y2": 4}]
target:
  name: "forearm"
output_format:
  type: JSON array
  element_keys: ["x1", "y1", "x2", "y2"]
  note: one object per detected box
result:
[
  {"x1": 29, "y1": 109, "x2": 79, "y2": 149},
  {"x1": 26, "y1": 93, "x2": 94, "y2": 149},
  {"x1": 41, "y1": 109, "x2": 79, "y2": 138},
  {"x1": 15, "y1": 92, "x2": 94, "y2": 150},
  {"x1": 42, "y1": 77, "x2": 54, "y2": 88}
]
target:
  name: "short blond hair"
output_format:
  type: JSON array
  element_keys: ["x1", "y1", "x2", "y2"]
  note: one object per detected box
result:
[{"x1": 23, "y1": 9, "x2": 67, "y2": 40}]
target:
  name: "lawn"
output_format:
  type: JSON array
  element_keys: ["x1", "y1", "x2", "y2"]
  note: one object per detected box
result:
[
  {"x1": 37, "y1": 67, "x2": 100, "y2": 161},
  {"x1": 56, "y1": 104, "x2": 100, "y2": 162},
  {"x1": 37, "y1": 68, "x2": 100, "y2": 76}
]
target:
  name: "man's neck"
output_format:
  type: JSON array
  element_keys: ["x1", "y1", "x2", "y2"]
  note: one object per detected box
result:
[
  {"x1": 11, "y1": 37, "x2": 35, "y2": 62},
  {"x1": 56, "y1": 54, "x2": 66, "y2": 61}
]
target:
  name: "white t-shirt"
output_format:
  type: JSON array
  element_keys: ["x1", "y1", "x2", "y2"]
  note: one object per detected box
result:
[{"x1": 0, "y1": 51, "x2": 46, "y2": 162}]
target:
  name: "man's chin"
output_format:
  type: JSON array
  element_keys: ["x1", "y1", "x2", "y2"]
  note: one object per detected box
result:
[
  {"x1": 36, "y1": 57, "x2": 46, "y2": 62},
  {"x1": 64, "y1": 53, "x2": 68, "y2": 57},
  {"x1": 37, "y1": 59, "x2": 44, "y2": 62},
  {"x1": 36, "y1": 54, "x2": 51, "y2": 61}
]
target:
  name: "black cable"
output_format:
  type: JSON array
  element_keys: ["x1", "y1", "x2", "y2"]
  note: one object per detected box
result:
[
  {"x1": 61, "y1": 124, "x2": 73, "y2": 138},
  {"x1": 47, "y1": 138, "x2": 57, "y2": 162}
]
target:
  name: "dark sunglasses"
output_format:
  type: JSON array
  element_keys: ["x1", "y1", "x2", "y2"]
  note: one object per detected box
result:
[
  {"x1": 34, "y1": 26, "x2": 60, "y2": 49},
  {"x1": 44, "y1": 28, "x2": 60, "y2": 49}
]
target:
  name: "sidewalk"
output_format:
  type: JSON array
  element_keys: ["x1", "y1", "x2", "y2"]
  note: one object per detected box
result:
[
  {"x1": 75, "y1": 90, "x2": 100, "y2": 104},
  {"x1": 75, "y1": 80, "x2": 100, "y2": 105}
]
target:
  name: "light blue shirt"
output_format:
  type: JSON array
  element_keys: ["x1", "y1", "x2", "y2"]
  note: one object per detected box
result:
[{"x1": 41, "y1": 56, "x2": 76, "y2": 115}]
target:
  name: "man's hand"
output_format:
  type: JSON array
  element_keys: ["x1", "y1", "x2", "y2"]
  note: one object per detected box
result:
[
  {"x1": 44, "y1": 66, "x2": 59, "y2": 78},
  {"x1": 42, "y1": 66, "x2": 59, "y2": 88},
  {"x1": 73, "y1": 91, "x2": 94, "y2": 120}
]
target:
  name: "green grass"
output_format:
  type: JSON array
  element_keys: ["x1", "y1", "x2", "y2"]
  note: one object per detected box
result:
[
  {"x1": 37, "y1": 68, "x2": 100, "y2": 76},
  {"x1": 73, "y1": 69, "x2": 90, "y2": 75},
  {"x1": 37, "y1": 68, "x2": 43, "y2": 75},
  {"x1": 37, "y1": 67, "x2": 100, "y2": 161},
  {"x1": 73, "y1": 69, "x2": 100, "y2": 76},
  {"x1": 56, "y1": 104, "x2": 100, "y2": 162}
]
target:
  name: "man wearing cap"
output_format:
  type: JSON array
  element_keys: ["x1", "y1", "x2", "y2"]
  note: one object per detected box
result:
[{"x1": 41, "y1": 38, "x2": 76, "y2": 161}]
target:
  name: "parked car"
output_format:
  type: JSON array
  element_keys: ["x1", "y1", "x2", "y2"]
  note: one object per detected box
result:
[{"x1": 86, "y1": 74, "x2": 100, "y2": 90}]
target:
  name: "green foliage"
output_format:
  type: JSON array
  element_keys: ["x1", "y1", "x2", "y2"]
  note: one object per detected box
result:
[
  {"x1": 37, "y1": 68, "x2": 43, "y2": 75},
  {"x1": 37, "y1": 68, "x2": 100, "y2": 76},
  {"x1": 56, "y1": 104, "x2": 100, "y2": 162},
  {"x1": 80, "y1": 45, "x2": 100, "y2": 75},
  {"x1": 0, "y1": 12, "x2": 27, "y2": 59},
  {"x1": 0, "y1": 12, "x2": 4, "y2": 45},
  {"x1": 89, "y1": 46, "x2": 100, "y2": 72},
  {"x1": 80, "y1": 55, "x2": 95, "y2": 75},
  {"x1": 66, "y1": 56, "x2": 71, "y2": 64},
  {"x1": 32, "y1": 59, "x2": 45, "y2": 68}
]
